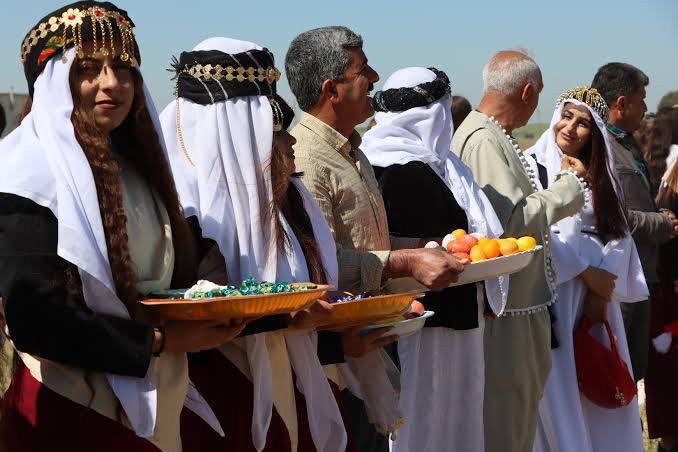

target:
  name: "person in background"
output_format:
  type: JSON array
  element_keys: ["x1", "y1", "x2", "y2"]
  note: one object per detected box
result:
[
  {"x1": 592, "y1": 62, "x2": 678, "y2": 382},
  {"x1": 662, "y1": 108, "x2": 678, "y2": 170},
  {"x1": 451, "y1": 95, "x2": 472, "y2": 129},
  {"x1": 452, "y1": 50, "x2": 587, "y2": 452},
  {"x1": 634, "y1": 112, "x2": 672, "y2": 191},
  {"x1": 646, "y1": 156, "x2": 678, "y2": 452}
]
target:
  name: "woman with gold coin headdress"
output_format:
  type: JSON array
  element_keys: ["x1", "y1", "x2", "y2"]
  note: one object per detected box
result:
[
  {"x1": 0, "y1": 3, "x2": 245, "y2": 451},
  {"x1": 527, "y1": 87, "x2": 647, "y2": 452}
]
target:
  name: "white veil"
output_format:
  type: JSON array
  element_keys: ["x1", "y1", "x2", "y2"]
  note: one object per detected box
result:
[
  {"x1": 159, "y1": 37, "x2": 346, "y2": 452},
  {"x1": 527, "y1": 99, "x2": 647, "y2": 302},
  {"x1": 0, "y1": 47, "x2": 220, "y2": 440}
]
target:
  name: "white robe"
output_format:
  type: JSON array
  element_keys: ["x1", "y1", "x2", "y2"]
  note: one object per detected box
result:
[
  {"x1": 393, "y1": 295, "x2": 485, "y2": 452},
  {"x1": 531, "y1": 185, "x2": 647, "y2": 452}
]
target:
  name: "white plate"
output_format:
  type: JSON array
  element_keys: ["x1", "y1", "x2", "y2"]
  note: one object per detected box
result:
[
  {"x1": 360, "y1": 310, "x2": 435, "y2": 339},
  {"x1": 384, "y1": 246, "x2": 542, "y2": 293}
]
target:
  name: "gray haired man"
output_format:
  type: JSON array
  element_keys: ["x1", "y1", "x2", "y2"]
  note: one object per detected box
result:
[
  {"x1": 452, "y1": 50, "x2": 587, "y2": 452},
  {"x1": 286, "y1": 26, "x2": 466, "y2": 451}
]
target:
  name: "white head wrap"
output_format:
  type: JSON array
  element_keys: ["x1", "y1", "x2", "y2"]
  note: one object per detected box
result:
[
  {"x1": 527, "y1": 98, "x2": 647, "y2": 302},
  {"x1": 159, "y1": 37, "x2": 346, "y2": 452},
  {"x1": 362, "y1": 67, "x2": 508, "y2": 314},
  {"x1": 0, "y1": 47, "x2": 220, "y2": 439}
]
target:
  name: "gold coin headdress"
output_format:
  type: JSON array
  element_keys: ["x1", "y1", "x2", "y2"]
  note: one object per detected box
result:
[
  {"x1": 20, "y1": 1, "x2": 140, "y2": 97},
  {"x1": 170, "y1": 47, "x2": 288, "y2": 166},
  {"x1": 556, "y1": 86, "x2": 609, "y2": 123}
]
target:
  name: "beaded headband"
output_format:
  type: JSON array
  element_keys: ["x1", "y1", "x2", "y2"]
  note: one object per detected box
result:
[
  {"x1": 372, "y1": 67, "x2": 451, "y2": 113},
  {"x1": 171, "y1": 49, "x2": 281, "y2": 106},
  {"x1": 171, "y1": 48, "x2": 290, "y2": 166},
  {"x1": 21, "y1": 2, "x2": 139, "y2": 97},
  {"x1": 556, "y1": 86, "x2": 609, "y2": 123}
]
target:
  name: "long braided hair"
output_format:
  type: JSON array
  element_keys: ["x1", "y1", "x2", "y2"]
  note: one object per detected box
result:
[{"x1": 66, "y1": 66, "x2": 197, "y2": 313}]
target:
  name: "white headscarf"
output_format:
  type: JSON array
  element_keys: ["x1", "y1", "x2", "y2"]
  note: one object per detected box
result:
[
  {"x1": 527, "y1": 99, "x2": 647, "y2": 303},
  {"x1": 0, "y1": 47, "x2": 220, "y2": 439},
  {"x1": 362, "y1": 67, "x2": 508, "y2": 314},
  {"x1": 159, "y1": 37, "x2": 346, "y2": 452}
]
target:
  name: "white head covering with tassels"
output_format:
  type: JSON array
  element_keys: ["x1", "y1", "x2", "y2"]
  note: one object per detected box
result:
[
  {"x1": 526, "y1": 95, "x2": 647, "y2": 302},
  {"x1": 159, "y1": 37, "x2": 346, "y2": 452},
  {"x1": 0, "y1": 46, "x2": 222, "y2": 444}
]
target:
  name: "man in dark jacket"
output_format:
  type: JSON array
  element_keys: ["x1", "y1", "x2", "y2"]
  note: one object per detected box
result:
[{"x1": 592, "y1": 63, "x2": 678, "y2": 381}]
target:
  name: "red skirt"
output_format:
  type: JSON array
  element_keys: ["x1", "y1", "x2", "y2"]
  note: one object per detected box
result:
[
  {"x1": 181, "y1": 349, "x2": 354, "y2": 452},
  {"x1": 0, "y1": 359, "x2": 159, "y2": 452}
]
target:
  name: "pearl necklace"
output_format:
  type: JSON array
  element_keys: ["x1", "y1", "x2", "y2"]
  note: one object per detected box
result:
[{"x1": 488, "y1": 115, "x2": 558, "y2": 315}]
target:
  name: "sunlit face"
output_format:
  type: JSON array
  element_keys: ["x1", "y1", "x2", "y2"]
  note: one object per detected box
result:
[
  {"x1": 69, "y1": 42, "x2": 135, "y2": 134},
  {"x1": 272, "y1": 129, "x2": 297, "y2": 180},
  {"x1": 554, "y1": 103, "x2": 594, "y2": 157},
  {"x1": 334, "y1": 47, "x2": 380, "y2": 127}
]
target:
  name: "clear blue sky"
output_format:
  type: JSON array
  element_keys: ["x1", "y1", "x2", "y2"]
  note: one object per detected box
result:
[{"x1": 2, "y1": 0, "x2": 677, "y2": 123}]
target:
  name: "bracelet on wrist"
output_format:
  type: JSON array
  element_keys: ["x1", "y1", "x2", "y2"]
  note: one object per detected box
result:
[
  {"x1": 559, "y1": 168, "x2": 589, "y2": 192},
  {"x1": 153, "y1": 326, "x2": 166, "y2": 357}
]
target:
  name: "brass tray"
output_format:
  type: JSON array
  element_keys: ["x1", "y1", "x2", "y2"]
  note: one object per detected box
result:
[
  {"x1": 140, "y1": 283, "x2": 333, "y2": 321},
  {"x1": 316, "y1": 291, "x2": 423, "y2": 330}
]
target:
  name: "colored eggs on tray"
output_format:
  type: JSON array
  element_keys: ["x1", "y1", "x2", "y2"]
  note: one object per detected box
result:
[{"x1": 434, "y1": 230, "x2": 537, "y2": 262}]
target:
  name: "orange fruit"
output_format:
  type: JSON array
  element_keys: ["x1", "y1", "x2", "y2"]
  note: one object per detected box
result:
[
  {"x1": 480, "y1": 238, "x2": 501, "y2": 258},
  {"x1": 451, "y1": 229, "x2": 467, "y2": 240},
  {"x1": 506, "y1": 237, "x2": 518, "y2": 245},
  {"x1": 469, "y1": 244, "x2": 487, "y2": 262},
  {"x1": 478, "y1": 237, "x2": 491, "y2": 247},
  {"x1": 517, "y1": 236, "x2": 537, "y2": 251},
  {"x1": 499, "y1": 239, "x2": 519, "y2": 256}
]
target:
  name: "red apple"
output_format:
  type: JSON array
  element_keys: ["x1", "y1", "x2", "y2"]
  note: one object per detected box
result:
[
  {"x1": 459, "y1": 234, "x2": 479, "y2": 248},
  {"x1": 452, "y1": 240, "x2": 471, "y2": 254}
]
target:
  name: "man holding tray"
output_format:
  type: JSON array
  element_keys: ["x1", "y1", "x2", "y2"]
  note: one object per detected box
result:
[
  {"x1": 452, "y1": 50, "x2": 587, "y2": 452},
  {"x1": 286, "y1": 26, "x2": 465, "y2": 451}
]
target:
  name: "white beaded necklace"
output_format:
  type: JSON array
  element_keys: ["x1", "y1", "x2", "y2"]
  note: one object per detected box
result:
[{"x1": 488, "y1": 115, "x2": 559, "y2": 315}]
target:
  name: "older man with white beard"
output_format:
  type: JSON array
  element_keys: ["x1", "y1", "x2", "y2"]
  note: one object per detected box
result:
[{"x1": 452, "y1": 50, "x2": 587, "y2": 452}]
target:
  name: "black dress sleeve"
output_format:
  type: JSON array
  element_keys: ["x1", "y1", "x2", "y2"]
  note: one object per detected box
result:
[
  {"x1": 0, "y1": 193, "x2": 154, "y2": 378},
  {"x1": 375, "y1": 162, "x2": 478, "y2": 330}
]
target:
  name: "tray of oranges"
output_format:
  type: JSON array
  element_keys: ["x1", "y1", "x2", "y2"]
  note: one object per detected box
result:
[{"x1": 385, "y1": 229, "x2": 541, "y2": 292}]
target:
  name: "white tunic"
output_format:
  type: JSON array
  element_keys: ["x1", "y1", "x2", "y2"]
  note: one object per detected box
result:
[
  {"x1": 394, "y1": 298, "x2": 485, "y2": 452},
  {"x1": 533, "y1": 201, "x2": 645, "y2": 452}
]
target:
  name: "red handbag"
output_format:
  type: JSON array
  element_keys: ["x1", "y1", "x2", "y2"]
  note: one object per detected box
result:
[{"x1": 573, "y1": 315, "x2": 637, "y2": 409}]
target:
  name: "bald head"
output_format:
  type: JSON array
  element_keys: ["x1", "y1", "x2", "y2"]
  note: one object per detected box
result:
[{"x1": 482, "y1": 50, "x2": 542, "y2": 97}]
